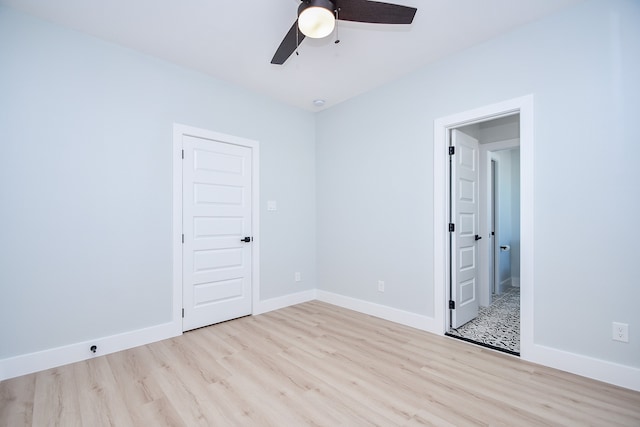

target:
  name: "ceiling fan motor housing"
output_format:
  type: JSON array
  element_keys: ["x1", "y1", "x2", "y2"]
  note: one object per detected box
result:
[
  {"x1": 298, "y1": 0, "x2": 337, "y2": 39},
  {"x1": 298, "y1": 0, "x2": 336, "y2": 17}
]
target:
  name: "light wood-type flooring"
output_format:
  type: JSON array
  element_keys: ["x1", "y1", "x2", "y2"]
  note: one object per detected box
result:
[{"x1": 1, "y1": 301, "x2": 639, "y2": 426}]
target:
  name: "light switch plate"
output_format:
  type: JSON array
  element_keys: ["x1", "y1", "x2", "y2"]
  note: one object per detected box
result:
[{"x1": 267, "y1": 201, "x2": 277, "y2": 211}]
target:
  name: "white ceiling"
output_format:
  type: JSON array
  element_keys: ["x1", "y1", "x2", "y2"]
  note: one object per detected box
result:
[{"x1": 1, "y1": 0, "x2": 584, "y2": 111}]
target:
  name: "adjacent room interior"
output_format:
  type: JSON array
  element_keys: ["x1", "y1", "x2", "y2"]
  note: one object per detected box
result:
[{"x1": 1, "y1": 0, "x2": 639, "y2": 424}]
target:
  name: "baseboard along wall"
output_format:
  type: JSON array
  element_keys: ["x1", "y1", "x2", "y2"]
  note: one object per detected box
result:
[{"x1": 2, "y1": 291, "x2": 638, "y2": 391}]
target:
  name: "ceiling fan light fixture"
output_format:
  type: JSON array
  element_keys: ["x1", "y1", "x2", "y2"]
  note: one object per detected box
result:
[{"x1": 298, "y1": 0, "x2": 335, "y2": 39}]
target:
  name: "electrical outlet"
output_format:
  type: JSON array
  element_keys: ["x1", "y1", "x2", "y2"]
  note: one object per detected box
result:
[
  {"x1": 378, "y1": 280, "x2": 385, "y2": 292},
  {"x1": 295, "y1": 272, "x2": 301, "y2": 282},
  {"x1": 612, "y1": 322, "x2": 629, "y2": 343}
]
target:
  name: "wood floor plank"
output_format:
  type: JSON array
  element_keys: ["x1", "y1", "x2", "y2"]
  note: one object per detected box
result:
[
  {"x1": 1, "y1": 301, "x2": 639, "y2": 426},
  {"x1": 0, "y1": 375, "x2": 35, "y2": 426},
  {"x1": 73, "y1": 357, "x2": 136, "y2": 427},
  {"x1": 105, "y1": 346, "x2": 166, "y2": 426},
  {"x1": 279, "y1": 345, "x2": 414, "y2": 425},
  {"x1": 32, "y1": 366, "x2": 82, "y2": 427},
  {"x1": 138, "y1": 396, "x2": 186, "y2": 427},
  {"x1": 422, "y1": 352, "x2": 631, "y2": 426}
]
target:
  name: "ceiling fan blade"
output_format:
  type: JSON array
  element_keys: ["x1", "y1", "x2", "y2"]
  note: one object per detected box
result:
[
  {"x1": 271, "y1": 21, "x2": 306, "y2": 65},
  {"x1": 336, "y1": 0, "x2": 417, "y2": 24}
]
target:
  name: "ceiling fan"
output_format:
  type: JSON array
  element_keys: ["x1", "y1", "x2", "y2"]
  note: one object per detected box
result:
[{"x1": 271, "y1": 0, "x2": 417, "y2": 65}]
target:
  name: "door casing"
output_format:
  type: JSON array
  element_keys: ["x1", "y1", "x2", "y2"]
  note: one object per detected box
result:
[
  {"x1": 172, "y1": 123, "x2": 260, "y2": 331},
  {"x1": 433, "y1": 95, "x2": 533, "y2": 357}
]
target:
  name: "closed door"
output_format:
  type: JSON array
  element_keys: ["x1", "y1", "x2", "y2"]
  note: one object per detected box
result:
[
  {"x1": 182, "y1": 135, "x2": 253, "y2": 331},
  {"x1": 451, "y1": 129, "x2": 480, "y2": 328}
]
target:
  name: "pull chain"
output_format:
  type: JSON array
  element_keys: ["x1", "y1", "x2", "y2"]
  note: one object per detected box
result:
[{"x1": 334, "y1": 8, "x2": 341, "y2": 44}]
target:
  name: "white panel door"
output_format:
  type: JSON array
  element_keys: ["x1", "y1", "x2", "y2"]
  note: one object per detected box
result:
[
  {"x1": 451, "y1": 129, "x2": 480, "y2": 328},
  {"x1": 182, "y1": 135, "x2": 252, "y2": 331}
]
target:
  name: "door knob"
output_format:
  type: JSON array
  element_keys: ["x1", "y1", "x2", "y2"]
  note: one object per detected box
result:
[
  {"x1": 475, "y1": 235, "x2": 482, "y2": 241},
  {"x1": 241, "y1": 237, "x2": 252, "y2": 242}
]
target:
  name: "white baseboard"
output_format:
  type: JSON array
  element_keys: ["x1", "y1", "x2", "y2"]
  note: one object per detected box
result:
[
  {"x1": 4, "y1": 290, "x2": 638, "y2": 392},
  {"x1": 0, "y1": 290, "x2": 317, "y2": 381},
  {"x1": 316, "y1": 290, "x2": 439, "y2": 334},
  {"x1": 316, "y1": 291, "x2": 640, "y2": 392},
  {"x1": 0, "y1": 321, "x2": 181, "y2": 381},
  {"x1": 253, "y1": 289, "x2": 316, "y2": 315},
  {"x1": 524, "y1": 343, "x2": 640, "y2": 392}
]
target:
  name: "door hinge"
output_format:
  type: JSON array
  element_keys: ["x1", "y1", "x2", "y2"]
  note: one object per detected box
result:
[
  {"x1": 449, "y1": 146, "x2": 455, "y2": 156},
  {"x1": 182, "y1": 234, "x2": 184, "y2": 244},
  {"x1": 449, "y1": 300, "x2": 456, "y2": 310},
  {"x1": 449, "y1": 223, "x2": 455, "y2": 232},
  {"x1": 182, "y1": 308, "x2": 184, "y2": 318},
  {"x1": 181, "y1": 149, "x2": 184, "y2": 159}
]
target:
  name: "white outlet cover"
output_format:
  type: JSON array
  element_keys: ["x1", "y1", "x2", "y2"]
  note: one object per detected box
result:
[
  {"x1": 612, "y1": 322, "x2": 629, "y2": 343},
  {"x1": 267, "y1": 200, "x2": 277, "y2": 211}
]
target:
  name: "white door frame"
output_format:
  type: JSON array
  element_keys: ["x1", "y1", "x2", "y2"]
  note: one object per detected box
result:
[
  {"x1": 172, "y1": 123, "x2": 260, "y2": 331},
  {"x1": 433, "y1": 95, "x2": 533, "y2": 357}
]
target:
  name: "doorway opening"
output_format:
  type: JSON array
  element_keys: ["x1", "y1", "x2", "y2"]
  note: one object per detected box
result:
[
  {"x1": 432, "y1": 95, "x2": 533, "y2": 359},
  {"x1": 446, "y1": 116, "x2": 521, "y2": 355}
]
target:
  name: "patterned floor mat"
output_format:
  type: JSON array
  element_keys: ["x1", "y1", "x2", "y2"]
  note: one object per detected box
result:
[{"x1": 448, "y1": 286, "x2": 520, "y2": 354}]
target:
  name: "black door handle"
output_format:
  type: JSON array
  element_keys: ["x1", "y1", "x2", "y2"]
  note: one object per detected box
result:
[
  {"x1": 241, "y1": 237, "x2": 252, "y2": 242},
  {"x1": 475, "y1": 235, "x2": 482, "y2": 241}
]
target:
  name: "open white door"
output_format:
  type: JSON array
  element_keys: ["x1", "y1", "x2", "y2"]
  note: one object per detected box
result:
[
  {"x1": 182, "y1": 134, "x2": 253, "y2": 331},
  {"x1": 451, "y1": 129, "x2": 480, "y2": 328}
]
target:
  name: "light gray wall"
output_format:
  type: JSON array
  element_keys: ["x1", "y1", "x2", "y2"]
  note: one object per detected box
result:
[
  {"x1": 316, "y1": 0, "x2": 639, "y2": 367},
  {"x1": 494, "y1": 148, "x2": 520, "y2": 288},
  {"x1": 0, "y1": 6, "x2": 316, "y2": 359},
  {"x1": 496, "y1": 149, "x2": 513, "y2": 285}
]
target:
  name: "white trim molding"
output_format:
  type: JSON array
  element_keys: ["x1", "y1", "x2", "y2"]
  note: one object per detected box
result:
[
  {"x1": 0, "y1": 322, "x2": 180, "y2": 381},
  {"x1": 2, "y1": 290, "x2": 638, "y2": 390},
  {"x1": 254, "y1": 290, "x2": 317, "y2": 315},
  {"x1": 528, "y1": 344, "x2": 640, "y2": 392},
  {"x1": 316, "y1": 291, "x2": 439, "y2": 334}
]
